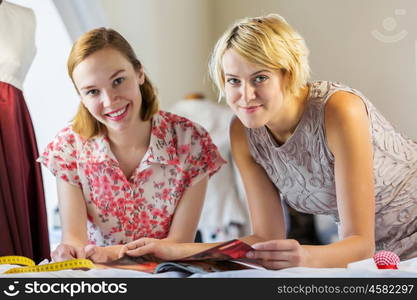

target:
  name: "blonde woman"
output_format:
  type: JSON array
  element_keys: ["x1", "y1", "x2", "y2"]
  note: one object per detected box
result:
[
  {"x1": 38, "y1": 28, "x2": 225, "y2": 262},
  {"x1": 122, "y1": 14, "x2": 417, "y2": 269}
]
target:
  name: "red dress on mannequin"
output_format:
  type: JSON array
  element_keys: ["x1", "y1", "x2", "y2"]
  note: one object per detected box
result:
[{"x1": 0, "y1": 1, "x2": 50, "y2": 262}]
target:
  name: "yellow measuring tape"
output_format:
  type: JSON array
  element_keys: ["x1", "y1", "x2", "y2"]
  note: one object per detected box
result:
[
  {"x1": 0, "y1": 256, "x2": 35, "y2": 267},
  {"x1": 1, "y1": 256, "x2": 95, "y2": 274}
]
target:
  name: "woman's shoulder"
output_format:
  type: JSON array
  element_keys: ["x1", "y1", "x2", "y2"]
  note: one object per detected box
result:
[
  {"x1": 308, "y1": 80, "x2": 365, "y2": 100},
  {"x1": 158, "y1": 110, "x2": 209, "y2": 137},
  {"x1": 54, "y1": 124, "x2": 82, "y2": 139},
  {"x1": 230, "y1": 115, "x2": 247, "y2": 140},
  {"x1": 229, "y1": 116, "x2": 253, "y2": 157},
  {"x1": 48, "y1": 124, "x2": 87, "y2": 150},
  {"x1": 39, "y1": 125, "x2": 83, "y2": 167},
  {"x1": 154, "y1": 110, "x2": 224, "y2": 169}
]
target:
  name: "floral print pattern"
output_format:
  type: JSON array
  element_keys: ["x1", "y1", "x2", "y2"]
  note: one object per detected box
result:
[{"x1": 38, "y1": 111, "x2": 226, "y2": 246}]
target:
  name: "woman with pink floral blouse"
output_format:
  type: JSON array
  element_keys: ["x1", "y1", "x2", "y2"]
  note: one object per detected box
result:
[{"x1": 38, "y1": 28, "x2": 225, "y2": 262}]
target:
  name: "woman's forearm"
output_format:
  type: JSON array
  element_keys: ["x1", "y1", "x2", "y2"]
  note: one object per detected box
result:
[
  {"x1": 61, "y1": 233, "x2": 88, "y2": 248},
  {"x1": 302, "y1": 235, "x2": 375, "y2": 268}
]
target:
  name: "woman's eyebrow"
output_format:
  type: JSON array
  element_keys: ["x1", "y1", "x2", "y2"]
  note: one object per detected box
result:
[
  {"x1": 251, "y1": 70, "x2": 270, "y2": 76},
  {"x1": 109, "y1": 69, "x2": 125, "y2": 80},
  {"x1": 225, "y1": 69, "x2": 270, "y2": 77}
]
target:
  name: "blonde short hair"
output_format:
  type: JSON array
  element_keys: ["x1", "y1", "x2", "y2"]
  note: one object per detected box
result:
[
  {"x1": 67, "y1": 28, "x2": 159, "y2": 139},
  {"x1": 209, "y1": 14, "x2": 310, "y2": 100}
]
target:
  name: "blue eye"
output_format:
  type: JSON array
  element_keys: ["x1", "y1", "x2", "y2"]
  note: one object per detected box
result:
[
  {"x1": 253, "y1": 75, "x2": 268, "y2": 83},
  {"x1": 86, "y1": 89, "x2": 99, "y2": 96},
  {"x1": 226, "y1": 78, "x2": 240, "y2": 85},
  {"x1": 113, "y1": 77, "x2": 125, "y2": 86}
]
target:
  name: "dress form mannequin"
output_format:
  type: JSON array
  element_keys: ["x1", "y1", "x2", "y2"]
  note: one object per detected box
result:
[
  {"x1": 0, "y1": 1, "x2": 50, "y2": 262},
  {"x1": 0, "y1": 0, "x2": 36, "y2": 89}
]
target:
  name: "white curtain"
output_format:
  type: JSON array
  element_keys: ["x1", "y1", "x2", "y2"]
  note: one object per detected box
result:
[{"x1": 52, "y1": 0, "x2": 108, "y2": 42}]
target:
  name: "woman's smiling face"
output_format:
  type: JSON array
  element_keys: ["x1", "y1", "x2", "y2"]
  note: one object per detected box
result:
[
  {"x1": 72, "y1": 47, "x2": 145, "y2": 133},
  {"x1": 222, "y1": 49, "x2": 287, "y2": 129}
]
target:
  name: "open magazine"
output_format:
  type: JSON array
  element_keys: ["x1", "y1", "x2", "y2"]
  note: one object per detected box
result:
[{"x1": 96, "y1": 239, "x2": 265, "y2": 274}]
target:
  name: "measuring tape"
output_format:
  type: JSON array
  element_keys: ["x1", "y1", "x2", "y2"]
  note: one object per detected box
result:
[
  {"x1": 1, "y1": 256, "x2": 95, "y2": 274},
  {"x1": 0, "y1": 256, "x2": 35, "y2": 267}
]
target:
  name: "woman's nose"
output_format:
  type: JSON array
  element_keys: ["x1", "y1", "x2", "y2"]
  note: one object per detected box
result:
[
  {"x1": 101, "y1": 90, "x2": 115, "y2": 107},
  {"x1": 241, "y1": 83, "x2": 256, "y2": 104}
]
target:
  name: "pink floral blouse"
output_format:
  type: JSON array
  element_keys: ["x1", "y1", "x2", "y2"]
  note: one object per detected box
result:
[{"x1": 38, "y1": 111, "x2": 226, "y2": 246}]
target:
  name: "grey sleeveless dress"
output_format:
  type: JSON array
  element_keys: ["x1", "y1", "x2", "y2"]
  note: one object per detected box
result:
[{"x1": 245, "y1": 81, "x2": 417, "y2": 259}]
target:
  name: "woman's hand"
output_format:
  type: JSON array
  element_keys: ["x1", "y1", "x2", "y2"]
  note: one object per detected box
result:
[
  {"x1": 51, "y1": 243, "x2": 86, "y2": 262},
  {"x1": 246, "y1": 239, "x2": 311, "y2": 269},
  {"x1": 118, "y1": 238, "x2": 186, "y2": 261},
  {"x1": 84, "y1": 245, "x2": 123, "y2": 263}
]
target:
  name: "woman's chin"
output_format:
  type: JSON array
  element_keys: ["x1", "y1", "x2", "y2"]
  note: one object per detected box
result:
[
  {"x1": 104, "y1": 120, "x2": 130, "y2": 133},
  {"x1": 240, "y1": 117, "x2": 265, "y2": 129}
]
